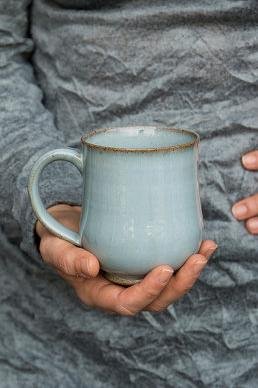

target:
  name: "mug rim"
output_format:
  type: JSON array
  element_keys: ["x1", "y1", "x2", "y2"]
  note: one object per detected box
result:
[{"x1": 81, "y1": 125, "x2": 199, "y2": 153}]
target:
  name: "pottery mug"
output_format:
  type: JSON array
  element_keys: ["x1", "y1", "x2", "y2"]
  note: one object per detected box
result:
[{"x1": 28, "y1": 126, "x2": 203, "y2": 285}]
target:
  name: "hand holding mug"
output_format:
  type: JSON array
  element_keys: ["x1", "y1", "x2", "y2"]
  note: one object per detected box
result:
[
  {"x1": 36, "y1": 203, "x2": 217, "y2": 315},
  {"x1": 29, "y1": 126, "x2": 205, "y2": 285},
  {"x1": 30, "y1": 126, "x2": 217, "y2": 314}
]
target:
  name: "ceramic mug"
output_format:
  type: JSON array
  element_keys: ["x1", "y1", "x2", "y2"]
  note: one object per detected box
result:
[{"x1": 28, "y1": 126, "x2": 203, "y2": 285}]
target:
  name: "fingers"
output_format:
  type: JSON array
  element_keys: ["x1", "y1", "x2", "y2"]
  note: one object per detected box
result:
[
  {"x1": 246, "y1": 217, "x2": 258, "y2": 235},
  {"x1": 75, "y1": 241, "x2": 216, "y2": 315},
  {"x1": 232, "y1": 151, "x2": 258, "y2": 233},
  {"x1": 36, "y1": 204, "x2": 81, "y2": 239},
  {"x1": 117, "y1": 266, "x2": 173, "y2": 315},
  {"x1": 37, "y1": 205, "x2": 99, "y2": 278},
  {"x1": 75, "y1": 266, "x2": 173, "y2": 316},
  {"x1": 242, "y1": 151, "x2": 258, "y2": 171},
  {"x1": 232, "y1": 193, "x2": 258, "y2": 221},
  {"x1": 146, "y1": 240, "x2": 217, "y2": 312},
  {"x1": 40, "y1": 235, "x2": 100, "y2": 278},
  {"x1": 198, "y1": 240, "x2": 218, "y2": 257}
]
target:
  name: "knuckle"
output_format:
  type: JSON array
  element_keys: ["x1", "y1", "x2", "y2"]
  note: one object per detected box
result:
[
  {"x1": 58, "y1": 248, "x2": 76, "y2": 274},
  {"x1": 141, "y1": 285, "x2": 159, "y2": 300},
  {"x1": 248, "y1": 196, "x2": 258, "y2": 210},
  {"x1": 75, "y1": 288, "x2": 94, "y2": 307},
  {"x1": 185, "y1": 267, "x2": 201, "y2": 286},
  {"x1": 171, "y1": 281, "x2": 193, "y2": 298},
  {"x1": 147, "y1": 290, "x2": 159, "y2": 300},
  {"x1": 183, "y1": 286, "x2": 193, "y2": 295},
  {"x1": 148, "y1": 303, "x2": 168, "y2": 313},
  {"x1": 56, "y1": 257, "x2": 71, "y2": 274},
  {"x1": 117, "y1": 304, "x2": 137, "y2": 316},
  {"x1": 181, "y1": 283, "x2": 194, "y2": 294},
  {"x1": 74, "y1": 256, "x2": 83, "y2": 274},
  {"x1": 62, "y1": 246, "x2": 75, "y2": 262}
]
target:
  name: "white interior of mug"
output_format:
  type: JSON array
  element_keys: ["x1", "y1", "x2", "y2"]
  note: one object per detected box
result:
[{"x1": 83, "y1": 126, "x2": 197, "y2": 150}]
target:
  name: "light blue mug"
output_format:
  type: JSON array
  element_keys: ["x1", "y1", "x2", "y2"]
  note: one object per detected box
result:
[{"x1": 28, "y1": 126, "x2": 203, "y2": 285}]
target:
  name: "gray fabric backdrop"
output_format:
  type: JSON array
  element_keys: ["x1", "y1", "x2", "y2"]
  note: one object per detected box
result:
[{"x1": 0, "y1": 0, "x2": 258, "y2": 386}]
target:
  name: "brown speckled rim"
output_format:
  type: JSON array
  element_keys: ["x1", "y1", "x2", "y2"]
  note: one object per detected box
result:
[{"x1": 81, "y1": 125, "x2": 199, "y2": 153}]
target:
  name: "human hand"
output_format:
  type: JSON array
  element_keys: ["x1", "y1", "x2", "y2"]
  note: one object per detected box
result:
[
  {"x1": 232, "y1": 150, "x2": 258, "y2": 234},
  {"x1": 37, "y1": 204, "x2": 217, "y2": 315}
]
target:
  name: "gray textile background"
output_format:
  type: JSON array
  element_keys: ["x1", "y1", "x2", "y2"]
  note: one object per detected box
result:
[{"x1": 0, "y1": 0, "x2": 258, "y2": 386}]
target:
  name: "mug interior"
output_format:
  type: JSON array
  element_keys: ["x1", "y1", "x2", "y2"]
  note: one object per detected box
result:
[{"x1": 82, "y1": 126, "x2": 197, "y2": 150}]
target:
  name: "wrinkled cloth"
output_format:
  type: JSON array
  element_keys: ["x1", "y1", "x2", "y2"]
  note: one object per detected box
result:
[{"x1": 0, "y1": 0, "x2": 258, "y2": 387}]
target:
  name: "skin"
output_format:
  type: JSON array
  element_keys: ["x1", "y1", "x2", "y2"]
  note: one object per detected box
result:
[
  {"x1": 232, "y1": 150, "x2": 258, "y2": 234},
  {"x1": 36, "y1": 204, "x2": 217, "y2": 315}
]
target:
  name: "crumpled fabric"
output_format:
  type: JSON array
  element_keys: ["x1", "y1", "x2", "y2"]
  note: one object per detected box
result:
[{"x1": 0, "y1": 0, "x2": 258, "y2": 386}]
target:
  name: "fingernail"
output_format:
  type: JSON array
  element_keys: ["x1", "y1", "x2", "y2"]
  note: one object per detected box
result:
[
  {"x1": 247, "y1": 218, "x2": 258, "y2": 232},
  {"x1": 193, "y1": 257, "x2": 207, "y2": 275},
  {"x1": 159, "y1": 268, "x2": 173, "y2": 284},
  {"x1": 232, "y1": 204, "x2": 247, "y2": 219},
  {"x1": 204, "y1": 245, "x2": 218, "y2": 259},
  {"x1": 242, "y1": 154, "x2": 257, "y2": 167}
]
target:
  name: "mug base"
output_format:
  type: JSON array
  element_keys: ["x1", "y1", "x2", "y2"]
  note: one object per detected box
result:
[{"x1": 103, "y1": 272, "x2": 143, "y2": 286}]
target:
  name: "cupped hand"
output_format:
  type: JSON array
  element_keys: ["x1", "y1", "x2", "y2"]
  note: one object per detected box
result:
[
  {"x1": 37, "y1": 204, "x2": 217, "y2": 315},
  {"x1": 232, "y1": 150, "x2": 258, "y2": 234}
]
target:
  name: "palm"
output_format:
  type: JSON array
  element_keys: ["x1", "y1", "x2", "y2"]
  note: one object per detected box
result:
[{"x1": 37, "y1": 204, "x2": 217, "y2": 315}]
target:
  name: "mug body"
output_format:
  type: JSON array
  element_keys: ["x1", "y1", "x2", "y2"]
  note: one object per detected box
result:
[{"x1": 79, "y1": 126, "x2": 203, "y2": 284}]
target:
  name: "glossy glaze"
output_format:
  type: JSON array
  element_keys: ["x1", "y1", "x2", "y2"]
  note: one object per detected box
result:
[{"x1": 29, "y1": 126, "x2": 203, "y2": 284}]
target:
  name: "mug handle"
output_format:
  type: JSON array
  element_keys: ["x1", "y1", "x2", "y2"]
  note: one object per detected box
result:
[{"x1": 28, "y1": 148, "x2": 83, "y2": 246}]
